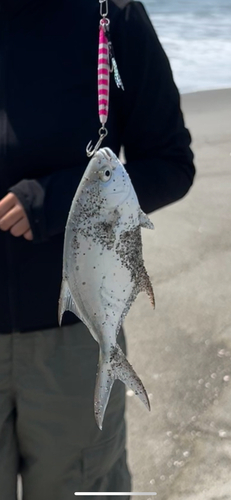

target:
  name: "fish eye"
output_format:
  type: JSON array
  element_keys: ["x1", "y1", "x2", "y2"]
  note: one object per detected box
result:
[{"x1": 98, "y1": 166, "x2": 112, "y2": 182}]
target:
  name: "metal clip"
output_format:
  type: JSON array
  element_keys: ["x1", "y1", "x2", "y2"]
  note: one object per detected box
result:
[
  {"x1": 99, "y1": 0, "x2": 108, "y2": 18},
  {"x1": 86, "y1": 127, "x2": 108, "y2": 157}
]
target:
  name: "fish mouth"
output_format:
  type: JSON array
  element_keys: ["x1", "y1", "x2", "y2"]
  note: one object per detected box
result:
[
  {"x1": 96, "y1": 148, "x2": 116, "y2": 167},
  {"x1": 101, "y1": 148, "x2": 112, "y2": 161}
]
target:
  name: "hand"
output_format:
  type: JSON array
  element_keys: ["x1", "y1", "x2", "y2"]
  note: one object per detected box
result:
[{"x1": 0, "y1": 193, "x2": 33, "y2": 240}]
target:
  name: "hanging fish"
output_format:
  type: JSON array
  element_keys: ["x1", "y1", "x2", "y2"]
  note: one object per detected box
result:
[{"x1": 59, "y1": 148, "x2": 155, "y2": 430}]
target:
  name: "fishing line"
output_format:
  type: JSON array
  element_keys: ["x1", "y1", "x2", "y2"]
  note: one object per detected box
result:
[{"x1": 86, "y1": 0, "x2": 124, "y2": 157}]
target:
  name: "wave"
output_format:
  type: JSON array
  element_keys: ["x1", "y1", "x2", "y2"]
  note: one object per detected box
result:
[{"x1": 149, "y1": 11, "x2": 231, "y2": 93}]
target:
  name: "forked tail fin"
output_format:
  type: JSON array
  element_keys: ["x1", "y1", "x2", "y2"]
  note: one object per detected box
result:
[{"x1": 94, "y1": 343, "x2": 150, "y2": 430}]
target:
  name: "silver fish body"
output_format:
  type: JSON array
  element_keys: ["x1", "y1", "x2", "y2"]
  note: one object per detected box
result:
[{"x1": 59, "y1": 148, "x2": 155, "y2": 429}]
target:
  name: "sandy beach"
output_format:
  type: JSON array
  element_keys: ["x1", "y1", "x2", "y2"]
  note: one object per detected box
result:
[{"x1": 125, "y1": 88, "x2": 231, "y2": 499}]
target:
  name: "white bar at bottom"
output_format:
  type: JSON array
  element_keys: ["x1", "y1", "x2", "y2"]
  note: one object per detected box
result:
[{"x1": 74, "y1": 493, "x2": 157, "y2": 496}]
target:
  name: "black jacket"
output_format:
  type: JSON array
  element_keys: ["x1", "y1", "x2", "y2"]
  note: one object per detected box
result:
[{"x1": 0, "y1": 0, "x2": 195, "y2": 333}]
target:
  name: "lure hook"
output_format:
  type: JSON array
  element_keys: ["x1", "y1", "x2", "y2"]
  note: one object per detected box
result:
[{"x1": 86, "y1": 127, "x2": 108, "y2": 157}]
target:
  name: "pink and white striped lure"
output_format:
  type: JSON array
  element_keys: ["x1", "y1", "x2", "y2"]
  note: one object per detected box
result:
[
  {"x1": 98, "y1": 21, "x2": 110, "y2": 127},
  {"x1": 86, "y1": 21, "x2": 109, "y2": 157},
  {"x1": 86, "y1": 10, "x2": 124, "y2": 158}
]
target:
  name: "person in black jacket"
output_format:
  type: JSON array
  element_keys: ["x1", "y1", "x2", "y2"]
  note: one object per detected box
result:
[{"x1": 0, "y1": 0, "x2": 195, "y2": 498}]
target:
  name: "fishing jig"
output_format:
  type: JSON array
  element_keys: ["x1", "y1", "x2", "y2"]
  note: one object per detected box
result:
[{"x1": 86, "y1": 0, "x2": 124, "y2": 157}]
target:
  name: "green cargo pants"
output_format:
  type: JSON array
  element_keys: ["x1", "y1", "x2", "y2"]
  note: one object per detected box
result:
[{"x1": 0, "y1": 323, "x2": 131, "y2": 499}]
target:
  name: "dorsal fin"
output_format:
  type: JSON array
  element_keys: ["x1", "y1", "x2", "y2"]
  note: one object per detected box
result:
[{"x1": 139, "y1": 209, "x2": 154, "y2": 230}]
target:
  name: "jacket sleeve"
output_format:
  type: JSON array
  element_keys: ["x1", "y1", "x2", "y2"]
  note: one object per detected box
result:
[
  {"x1": 9, "y1": 165, "x2": 86, "y2": 243},
  {"x1": 9, "y1": 2, "x2": 195, "y2": 244},
  {"x1": 111, "y1": 2, "x2": 195, "y2": 214}
]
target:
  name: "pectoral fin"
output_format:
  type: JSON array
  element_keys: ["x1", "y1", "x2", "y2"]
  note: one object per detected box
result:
[
  {"x1": 139, "y1": 209, "x2": 154, "y2": 230},
  {"x1": 58, "y1": 279, "x2": 81, "y2": 325}
]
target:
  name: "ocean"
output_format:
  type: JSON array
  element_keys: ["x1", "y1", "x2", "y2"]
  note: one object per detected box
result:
[{"x1": 142, "y1": 0, "x2": 231, "y2": 94}]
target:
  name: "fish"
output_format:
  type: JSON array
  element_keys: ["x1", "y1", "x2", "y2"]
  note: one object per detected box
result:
[{"x1": 58, "y1": 147, "x2": 155, "y2": 430}]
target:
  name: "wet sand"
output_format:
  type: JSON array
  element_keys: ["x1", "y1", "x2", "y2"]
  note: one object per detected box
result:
[{"x1": 125, "y1": 88, "x2": 231, "y2": 499}]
